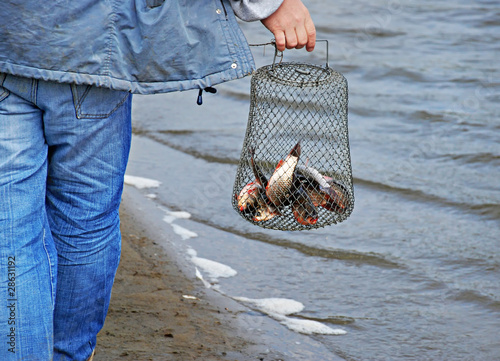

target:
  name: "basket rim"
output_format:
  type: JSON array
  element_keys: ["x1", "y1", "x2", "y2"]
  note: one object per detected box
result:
[{"x1": 257, "y1": 62, "x2": 346, "y2": 87}]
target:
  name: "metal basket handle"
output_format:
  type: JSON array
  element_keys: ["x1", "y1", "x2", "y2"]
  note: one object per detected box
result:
[{"x1": 250, "y1": 39, "x2": 330, "y2": 68}]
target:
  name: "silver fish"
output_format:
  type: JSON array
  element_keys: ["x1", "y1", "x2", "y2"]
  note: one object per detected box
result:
[
  {"x1": 266, "y1": 142, "x2": 301, "y2": 207},
  {"x1": 237, "y1": 181, "x2": 259, "y2": 212}
]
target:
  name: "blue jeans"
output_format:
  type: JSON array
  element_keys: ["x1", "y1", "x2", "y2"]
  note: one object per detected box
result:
[{"x1": 0, "y1": 73, "x2": 132, "y2": 360}]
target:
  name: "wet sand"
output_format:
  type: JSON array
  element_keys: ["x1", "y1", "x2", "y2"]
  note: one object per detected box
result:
[{"x1": 95, "y1": 190, "x2": 286, "y2": 361}]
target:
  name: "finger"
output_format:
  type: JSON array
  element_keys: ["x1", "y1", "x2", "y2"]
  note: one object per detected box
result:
[
  {"x1": 295, "y1": 24, "x2": 308, "y2": 50},
  {"x1": 274, "y1": 30, "x2": 286, "y2": 52},
  {"x1": 305, "y1": 17, "x2": 316, "y2": 52},
  {"x1": 285, "y1": 29, "x2": 298, "y2": 49}
]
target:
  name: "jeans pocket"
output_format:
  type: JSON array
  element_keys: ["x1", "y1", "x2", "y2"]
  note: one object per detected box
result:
[
  {"x1": 71, "y1": 84, "x2": 130, "y2": 119},
  {"x1": 0, "y1": 73, "x2": 10, "y2": 102}
]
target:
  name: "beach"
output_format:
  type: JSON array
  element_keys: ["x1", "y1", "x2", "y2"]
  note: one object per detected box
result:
[{"x1": 95, "y1": 188, "x2": 289, "y2": 361}]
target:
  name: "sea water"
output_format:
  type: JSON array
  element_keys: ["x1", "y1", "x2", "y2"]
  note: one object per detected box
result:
[{"x1": 124, "y1": 0, "x2": 500, "y2": 359}]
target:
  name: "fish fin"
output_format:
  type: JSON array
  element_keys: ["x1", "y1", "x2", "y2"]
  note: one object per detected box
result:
[
  {"x1": 252, "y1": 160, "x2": 268, "y2": 188},
  {"x1": 289, "y1": 141, "x2": 301, "y2": 158}
]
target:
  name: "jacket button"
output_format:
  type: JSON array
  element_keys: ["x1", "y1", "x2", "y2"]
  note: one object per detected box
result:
[
  {"x1": 216, "y1": 8, "x2": 222, "y2": 14},
  {"x1": 231, "y1": 63, "x2": 238, "y2": 69}
]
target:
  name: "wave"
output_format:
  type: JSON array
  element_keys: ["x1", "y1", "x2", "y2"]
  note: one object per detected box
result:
[
  {"x1": 448, "y1": 289, "x2": 500, "y2": 312},
  {"x1": 135, "y1": 129, "x2": 240, "y2": 165},
  {"x1": 181, "y1": 211, "x2": 404, "y2": 270},
  {"x1": 353, "y1": 177, "x2": 500, "y2": 221},
  {"x1": 362, "y1": 67, "x2": 430, "y2": 83},
  {"x1": 316, "y1": 25, "x2": 406, "y2": 38}
]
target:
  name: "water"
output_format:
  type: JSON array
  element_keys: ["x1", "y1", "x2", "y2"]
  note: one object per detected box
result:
[{"x1": 124, "y1": 0, "x2": 500, "y2": 359}]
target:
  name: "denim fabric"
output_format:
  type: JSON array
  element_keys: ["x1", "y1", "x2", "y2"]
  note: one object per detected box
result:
[
  {"x1": 0, "y1": 0, "x2": 256, "y2": 94},
  {"x1": 0, "y1": 73, "x2": 132, "y2": 360}
]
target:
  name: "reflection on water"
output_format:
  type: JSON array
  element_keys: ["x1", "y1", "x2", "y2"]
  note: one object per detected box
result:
[{"x1": 126, "y1": 0, "x2": 500, "y2": 359}]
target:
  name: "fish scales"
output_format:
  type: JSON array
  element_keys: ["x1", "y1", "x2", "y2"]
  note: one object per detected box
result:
[{"x1": 266, "y1": 142, "x2": 301, "y2": 207}]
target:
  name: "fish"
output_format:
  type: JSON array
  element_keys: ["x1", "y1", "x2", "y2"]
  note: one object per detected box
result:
[
  {"x1": 252, "y1": 198, "x2": 280, "y2": 222},
  {"x1": 266, "y1": 141, "x2": 301, "y2": 207},
  {"x1": 238, "y1": 148, "x2": 280, "y2": 222},
  {"x1": 295, "y1": 164, "x2": 331, "y2": 189},
  {"x1": 295, "y1": 165, "x2": 350, "y2": 214},
  {"x1": 324, "y1": 179, "x2": 350, "y2": 213},
  {"x1": 294, "y1": 172, "x2": 330, "y2": 210},
  {"x1": 291, "y1": 185, "x2": 318, "y2": 225},
  {"x1": 237, "y1": 148, "x2": 267, "y2": 213},
  {"x1": 237, "y1": 181, "x2": 258, "y2": 213},
  {"x1": 249, "y1": 148, "x2": 281, "y2": 221}
]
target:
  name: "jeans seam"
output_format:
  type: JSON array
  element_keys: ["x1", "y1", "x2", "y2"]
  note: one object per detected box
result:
[
  {"x1": 71, "y1": 84, "x2": 90, "y2": 117},
  {"x1": 42, "y1": 228, "x2": 55, "y2": 309},
  {"x1": 31, "y1": 78, "x2": 38, "y2": 105},
  {"x1": 0, "y1": 73, "x2": 9, "y2": 102},
  {"x1": 0, "y1": 88, "x2": 8, "y2": 102}
]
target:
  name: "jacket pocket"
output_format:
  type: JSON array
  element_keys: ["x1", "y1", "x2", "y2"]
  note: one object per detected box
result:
[
  {"x1": 71, "y1": 84, "x2": 130, "y2": 119},
  {"x1": 0, "y1": 73, "x2": 10, "y2": 102}
]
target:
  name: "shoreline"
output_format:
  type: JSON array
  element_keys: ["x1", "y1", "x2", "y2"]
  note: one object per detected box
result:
[{"x1": 95, "y1": 187, "x2": 287, "y2": 361}]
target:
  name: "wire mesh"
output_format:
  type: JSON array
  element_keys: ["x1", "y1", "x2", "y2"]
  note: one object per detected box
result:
[{"x1": 232, "y1": 61, "x2": 354, "y2": 231}]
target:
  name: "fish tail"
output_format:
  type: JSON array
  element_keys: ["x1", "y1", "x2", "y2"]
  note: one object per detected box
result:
[{"x1": 290, "y1": 141, "x2": 301, "y2": 158}]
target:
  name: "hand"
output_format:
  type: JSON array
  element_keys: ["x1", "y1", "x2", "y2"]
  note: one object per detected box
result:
[{"x1": 260, "y1": 0, "x2": 316, "y2": 52}]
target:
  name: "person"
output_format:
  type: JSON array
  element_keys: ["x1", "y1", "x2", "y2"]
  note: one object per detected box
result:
[{"x1": 0, "y1": 0, "x2": 315, "y2": 360}]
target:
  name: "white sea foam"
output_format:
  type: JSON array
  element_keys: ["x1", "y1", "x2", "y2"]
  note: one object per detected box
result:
[
  {"x1": 168, "y1": 211, "x2": 191, "y2": 219},
  {"x1": 186, "y1": 247, "x2": 197, "y2": 257},
  {"x1": 234, "y1": 297, "x2": 346, "y2": 336},
  {"x1": 277, "y1": 315, "x2": 347, "y2": 335},
  {"x1": 124, "y1": 175, "x2": 161, "y2": 189},
  {"x1": 159, "y1": 208, "x2": 197, "y2": 240},
  {"x1": 191, "y1": 257, "x2": 237, "y2": 280},
  {"x1": 162, "y1": 211, "x2": 192, "y2": 224},
  {"x1": 162, "y1": 215, "x2": 176, "y2": 224},
  {"x1": 145, "y1": 193, "x2": 157, "y2": 199},
  {"x1": 234, "y1": 297, "x2": 304, "y2": 316},
  {"x1": 170, "y1": 224, "x2": 198, "y2": 240}
]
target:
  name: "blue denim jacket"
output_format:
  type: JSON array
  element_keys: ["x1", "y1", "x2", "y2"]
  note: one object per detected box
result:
[{"x1": 0, "y1": 0, "x2": 257, "y2": 94}]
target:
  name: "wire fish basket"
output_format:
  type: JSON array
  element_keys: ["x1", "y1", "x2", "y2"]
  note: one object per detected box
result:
[{"x1": 232, "y1": 42, "x2": 354, "y2": 231}]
